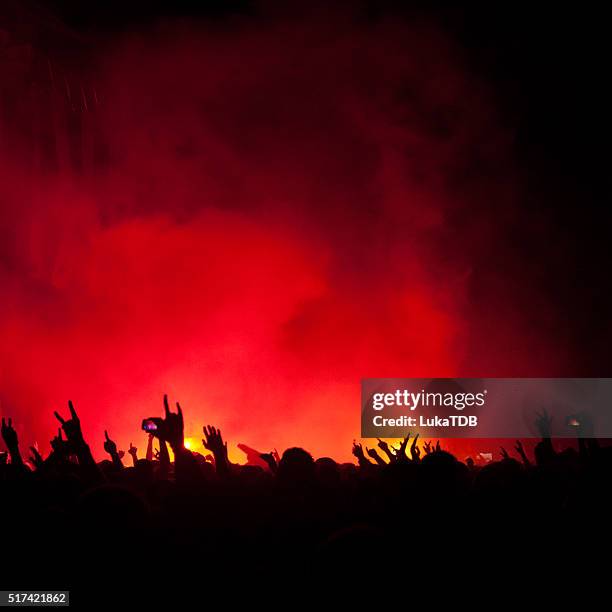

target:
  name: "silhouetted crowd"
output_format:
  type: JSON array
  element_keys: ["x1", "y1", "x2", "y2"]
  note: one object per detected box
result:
[{"x1": 1, "y1": 396, "x2": 610, "y2": 600}]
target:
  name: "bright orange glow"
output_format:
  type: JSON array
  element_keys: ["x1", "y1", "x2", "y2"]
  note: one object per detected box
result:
[{"x1": 184, "y1": 437, "x2": 197, "y2": 451}]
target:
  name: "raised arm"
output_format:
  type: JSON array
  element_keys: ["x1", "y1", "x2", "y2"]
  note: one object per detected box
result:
[
  {"x1": 352, "y1": 441, "x2": 373, "y2": 467},
  {"x1": 260, "y1": 451, "x2": 278, "y2": 473},
  {"x1": 104, "y1": 431, "x2": 124, "y2": 469},
  {"x1": 377, "y1": 438, "x2": 396, "y2": 463},
  {"x1": 203, "y1": 425, "x2": 230, "y2": 476},
  {"x1": 1, "y1": 417, "x2": 24, "y2": 469},
  {"x1": 514, "y1": 440, "x2": 531, "y2": 468},
  {"x1": 29, "y1": 446, "x2": 44, "y2": 471},
  {"x1": 410, "y1": 433, "x2": 421, "y2": 463},
  {"x1": 157, "y1": 439, "x2": 170, "y2": 477},
  {"x1": 394, "y1": 433, "x2": 411, "y2": 464},
  {"x1": 366, "y1": 446, "x2": 386, "y2": 466},
  {"x1": 534, "y1": 409, "x2": 555, "y2": 465},
  {"x1": 146, "y1": 394, "x2": 201, "y2": 483},
  {"x1": 145, "y1": 433, "x2": 154, "y2": 462},
  {"x1": 54, "y1": 401, "x2": 102, "y2": 482},
  {"x1": 127, "y1": 442, "x2": 138, "y2": 467},
  {"x1": 160, "y1": 394, "x2": 184, "y2": 452}
]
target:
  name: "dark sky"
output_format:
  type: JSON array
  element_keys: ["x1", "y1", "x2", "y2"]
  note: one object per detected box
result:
[
  {"x1": 5, "y1": 0, "x2": 612, "y2": 368},
  {"x1": 9, "y1": 1, "x2": 612, "y2": 368},
  {"x1": 39, "y1": 0, "x2": 612, "y2": 193},
  {"x1": 28, "y1": 1, "x2": 612, "y2": 196},
  {"x1": 42, "y1": 0, "x2": 611, "y2": 367}
]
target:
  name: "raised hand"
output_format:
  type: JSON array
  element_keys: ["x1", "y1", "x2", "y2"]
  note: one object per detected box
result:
[
  {"x1": 2, "y1": 417, "x2": 23, "y2": 466},
  {"x1": 1, "y1": 417, "x2": 18, "y2": 449},
  {"x1": 423, "y1": 440, "x2": 432, "y2": 455},
  {"x1": 535, "y1": 409, "x2": 552, "y2": 438},
  {"x1": 514, "y1": 440, "x2": 531, "y2": 467},
  {"x1": 104, "y1": 430, "x2": 123, "y2": 468},
  {"x1": 377, "y1": 437, "x2": 396, "y2": 463},
  {"x1": 54, "y1": 401, "x2": 84, "y2": 444},
  {"x1": 104, "y1": 430, "x2": 118, "y2": 455},
  {"x1": 410, "y1": 433, "x2": 421, "y2": 462},
  {"x1": 29, "y1": 446, "x2": 44, "y2": 469},
  {"x1": 127, "y1": 442, "x2": 138, "y2": 466},
  {"x1": 152, "y1": 395, "x2": 184, "y2": 450},
  {"x1": 202, "y1": 425, "x2": 226, "y2": 456},
  {"x1": 352, "y1": 441, "x2": 365, "y2": 460},
  {"x1": 435, "y1": 440, "x2": 441, "y2": 452},
  {"x1": 365, "y1": 446, "x2": 377, "y2": 459},
  {"x1": 377, "y1": 438, "x2": 390, "y2": 453},
  {"x1": 352, "y1": 441, "x2": 374, "y2": 467},
  {"x1": 202, "y1": 425, "x2": 229, "y2": 474},
  {"x1": 500, "y1": 446, "x2": 510, "y2": 460},
  {"x1": 50, "y1": 428, "x2": 68, "y2": 456},
  {"x1": 260, "y1": 451, "x2": 278, "y2": 473},
  {"x1": 395, "y1": 433, "x2": 411, "y2": 463},
  {"x1": 366, "y1": 447, "x2": 386, "y2": 466}
]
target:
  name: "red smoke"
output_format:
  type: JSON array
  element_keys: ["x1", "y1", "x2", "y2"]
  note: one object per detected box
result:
[{"x1": 0, "y1": 9, "x2": 567, "y2": 460}]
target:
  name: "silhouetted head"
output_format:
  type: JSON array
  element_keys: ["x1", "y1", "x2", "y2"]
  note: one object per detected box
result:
[
  {"x1": 339, "y1": 462, "x2": 358, "y2": 478},
  {"x1": 418, "y1": 450, "x2": 469, "y2": 497},
  {"x1": 315, "y1": 456, "x2": 340, "y2": 486},
  {"x1": 133, "y1": 458, "x2": 154, "y2": 481},
  {"x1": 421, "y1": 449, "x2": 457, "y2": 468},
  {"x1": 278, "y1": 447, "x2": 315, "y2": 485}
]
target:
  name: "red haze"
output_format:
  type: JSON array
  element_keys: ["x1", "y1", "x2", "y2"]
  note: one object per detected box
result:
[{"x1": 0, "y1": 10, "x2": 567, "y2": 460}]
